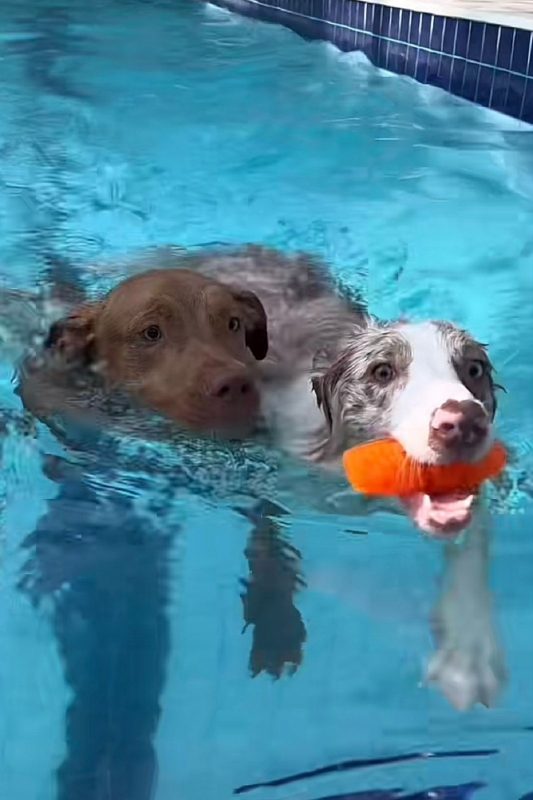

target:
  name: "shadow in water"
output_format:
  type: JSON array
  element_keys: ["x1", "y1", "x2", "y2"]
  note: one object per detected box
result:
[
  {"x1": 13, "y1": 427, "x2": 305, "y2": 800},
  {"x1": 238, "y1": 499, "x2": 307, "y2": 679},
  {"x1": 19, "y1": 455, "x2": 172, "y2": 800}
]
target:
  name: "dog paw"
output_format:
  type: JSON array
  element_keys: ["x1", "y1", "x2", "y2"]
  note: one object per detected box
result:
[{"x1": 426, "y1": 619, "x2": 506, "y2": 711}]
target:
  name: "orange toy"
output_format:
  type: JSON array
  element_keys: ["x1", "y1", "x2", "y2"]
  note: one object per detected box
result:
[{"x1": 342, "y1": 439, "x2": 507, "y2": 497}]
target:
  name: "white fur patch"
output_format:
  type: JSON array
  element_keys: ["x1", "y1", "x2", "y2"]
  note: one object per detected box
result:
[
  {"x1": 390, "y1": 322, "x2": 479, "y2": 463},
  {"x1": 261, "y1": 375, "x2": 324, "y2": 457}
]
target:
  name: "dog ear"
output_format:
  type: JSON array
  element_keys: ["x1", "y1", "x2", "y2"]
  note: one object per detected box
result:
[
  {"x1": 232, "y1": 289, "x2": 268, "y2": 361},
  {"x1": 44, "y1": 302, "x2": 103, "y2": 366},
  {"x1": 311, "y1": 374, "x2": 333, "y2": 430}
]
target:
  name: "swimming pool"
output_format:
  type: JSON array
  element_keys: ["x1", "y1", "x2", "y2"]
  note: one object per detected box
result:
[{"x1": 1, "y1": 0, "x2": 533, "y2": 798}]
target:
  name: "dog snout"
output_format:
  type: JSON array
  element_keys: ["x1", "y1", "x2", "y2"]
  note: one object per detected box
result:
[
  {"x1": 430, "y1": 399, "x2": 489, "y2": 454},
  {"x1": 208, "y1": 369, "x2": 254, "y2": 402}
]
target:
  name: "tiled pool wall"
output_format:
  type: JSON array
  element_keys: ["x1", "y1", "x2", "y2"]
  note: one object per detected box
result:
[{"x1": 207, "y1": 0, "x2": 533, "y2": 122}]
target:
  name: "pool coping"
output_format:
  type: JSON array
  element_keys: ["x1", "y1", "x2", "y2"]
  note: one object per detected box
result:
[
  {"x1": 205, "y1": 0, "x2": 533, "y2": 123},
  {"x1": 367, "y1": 0, "x2": 533, "y2": 33}
]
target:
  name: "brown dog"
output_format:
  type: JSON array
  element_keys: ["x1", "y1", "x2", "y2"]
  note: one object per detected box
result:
[{"x1": 20, "y1": 267, "x2": 268, "y2": 437}]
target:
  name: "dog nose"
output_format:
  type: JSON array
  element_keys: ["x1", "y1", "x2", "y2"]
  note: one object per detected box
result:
[
  {"x1": 431, "y1": 399, "x2": 489, "y2": 452},
  {"x1": 209, "y1": 370, "x2": 253, "y2": 401}
]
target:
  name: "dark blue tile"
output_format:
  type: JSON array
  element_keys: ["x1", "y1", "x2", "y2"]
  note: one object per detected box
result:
[
  {"x1": 354, "y1": 1, "x2": 364, "y2": 28},
  {"x1": 347, "y1": 25, "x2": 360, "y2": 50},
  {"x1": 528, "y1": 42, "x2": 533, "y2": 77},
  {"x1": 400, "y1": 8, "x2": 410, "y2": 42},
  {"x1": 318, "y1": 0, "x2": 329, "y2": 20},
  {"x1": 373, "y1": 4, "x2": 383, "y2": 37},
  {"x1": 442, "y1": 18, "x2": 457, "y2": 55},
  {"x1": 403, "y1": 43, "x2": 418, "y2": 77},
  {"x1": 277, "y1": 10, "x2": 326, "y2": 40},
  {"x1": 342, "y1": 0, "x2": 351, "y2": 27},
  {"x1": 408, "y1": 11, "x2": 421, "y2": 45},
  {"x1": 425, "y1": 50, "x2": 441, "y2": 83},
  {"x1": 370, "y1": 3, "x2": 379, "y2": 32},
  {"x1": 496, "y1": 26, "x2": 514, "y2": 69},
  {"x1": 506, "y1": 73, "x2": 527, "y2": 117},
  {"x1": 340, "y1": 0, "x2": 350, "y2": 26},
  {"x1": 386, "y1": 40, "x2": 399, "y2": 72},
  {"x1": 382, "y1": 38, "x2": 393, "y2": 69},
  {"x1": 420, "y1": 13, "x2": 432, "y2": 48},
  {"x1": 430, "y1": 15, "x2": 444, "y2": 52},
  {"x1": 455, "y1": 18, "x2": 471, "y2": 58},
  {"x1": 390, "y1": 6, "x2": 401, "y2": 40},
  {"x1": 435, "y1": 53, "x2": 453, "y2": 88},
  {"x1": 475, "y1": 65, "x2": 494, "y2": 106},
  {"x1": 331, "y1": 21, "x2": 342, "y2": 47},
  {"x1": 311, "y1": 15, "x2": 331, "y2": 39},
  {"x1": 347, "y1": 1, "x2": 357, "y2": 29},
  {"x1": 366, "y1": 3, "x2": 374, "y2": 34},
  {"x1": 361, "y1": 2, "x2": 370, "y2": 29},
  {"x1": 481, "y1": 23, "x2": 499, "y2": 65},
  {"x1": 364, "y1": 3, "x2": 375, "y2": 34},
  {"x1": 468, "y1": 20, "x2": 484, "y2": 61},
  {"x1": 359, "y1": 1, "x2": 368, "y2": 28},
  {"x1": 415, "y1": 49, "x2": 429, "y2": 83},
  {"x1": 341, "y1": 0, "x2": 352, "y2": 28},
  {"x1": 383, "y1": 38, "x2": 394, "y2": 70},
  {"x1": 318, "y1": 0, "x2": 329, "y2": 21},
  {"x1": 490, "y1": 69, "x2": 510, "y2": 112},
  {"x1": 354, "y1": 3, "x2": 366, "y2": 31},
  {"x1": 380, "y1": 37, "x2": 391, "y2": 68},
  {"x1": 374, "y1": 34, "x2": 385, "y2": 66},
  {"x1": 362, "y1": 2, "x2": 373, "y2": 34},
  {"x1": 511, "y1": 29, "x2": 532, "y2": 74},
  {"x1": 450, "y1": 57, "x2": 466, "y2": 95},
  {"x1": 309, "y1": 0, "x2": 324, "y2": 20},
  {"x1": 354, "y1": 1, "x2": 363, "y2": 30},
  {"x1": 395, "y1": 42, "x2": 409, "y2": 73},
  {"x1": 363, "y1": 2, "x2": 372, "y2": 31},
  {"x1": 331, "y1": 0, "x2": 345, "y2": 26},
  {"x1": 358, "y1": 31, "x2": 374, "y2": 59},
  {"x1": 311, "y1": 0, "x2": 322, "y2": 20},
  {"x1": 462, "y1": 61, "x2": 480, "y2": 101},
  {"x1": 380, "y1": 5, "x2": 391, "y2": 38},
  {"x1": 369, "y1": 30, "x2": 381, "y2": 61},
  {"x1": 335, "y1": 21, "x2": 355, "y2": 49},
  {"x1": 521, "y1": 80, "x2": 533, "y2": 122}
]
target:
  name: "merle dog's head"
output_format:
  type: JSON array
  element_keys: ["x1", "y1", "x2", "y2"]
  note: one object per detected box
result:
[{"x1": 312, "y1": 320, "x2": 500, "y2": 535}]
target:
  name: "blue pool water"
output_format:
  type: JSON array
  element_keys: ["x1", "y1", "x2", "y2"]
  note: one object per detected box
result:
[{"x1": 1, "y1": 1, "x2": 533, "y2": 798}]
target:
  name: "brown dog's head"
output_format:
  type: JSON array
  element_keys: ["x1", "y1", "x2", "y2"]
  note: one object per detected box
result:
[{"x1": 44, "y1": 269, "x2": 268, "y2": 436}]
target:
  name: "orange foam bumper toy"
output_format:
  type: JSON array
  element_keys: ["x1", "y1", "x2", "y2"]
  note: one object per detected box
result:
[{"x1": 342, "y1": 439, "x2": 507, "y2": 497}]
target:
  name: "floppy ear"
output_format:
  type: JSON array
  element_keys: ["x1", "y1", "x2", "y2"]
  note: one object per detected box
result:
[
  {"x1": 44, "y1": 302, "x2": 103, "y2": 366},
  {"x1": 311, "y1": 374, "x2": 333, "y2": 430},
  {"x1": 232, "y1": 289, "x2": 268, "y2": 361}
]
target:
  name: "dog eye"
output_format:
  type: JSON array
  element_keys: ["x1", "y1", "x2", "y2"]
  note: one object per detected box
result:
[
  {"x1": 229, "y1": 317, "x2": 241, "y2": 332},
  {"x1": 468, "y1": 360, "x2": 485, "y2": 379},
  {"x1": 372, "y1": 362, "x2": 395, "y2": 383},
  {"x1": 142, "y1": 325, "x2": 162, "y2": 342}
]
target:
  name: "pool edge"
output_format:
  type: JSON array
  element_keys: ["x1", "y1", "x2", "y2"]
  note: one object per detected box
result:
[{"x1": 204, "y1": 0, "x2": 533, "y2": 123}]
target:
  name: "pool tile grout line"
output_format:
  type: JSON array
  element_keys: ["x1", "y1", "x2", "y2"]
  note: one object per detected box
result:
[{"x1": 206, "y1": 0, "x2": 533, "y2": 122}]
